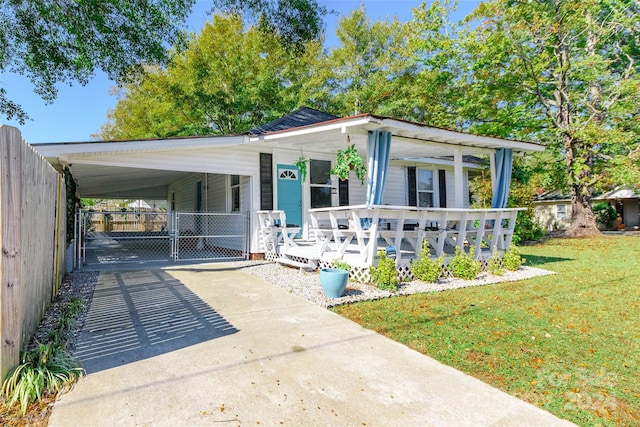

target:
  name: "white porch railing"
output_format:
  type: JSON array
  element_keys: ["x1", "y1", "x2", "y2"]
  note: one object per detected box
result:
[{"x1": 308, "y1": 205, "x2": 524, "y2": 266}]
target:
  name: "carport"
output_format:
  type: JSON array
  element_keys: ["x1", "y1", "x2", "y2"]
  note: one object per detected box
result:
[{"x1": 35, "y1": 137, "x2": 253, "y2": 269}]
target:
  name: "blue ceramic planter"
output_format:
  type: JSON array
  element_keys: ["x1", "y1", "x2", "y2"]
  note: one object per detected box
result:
[{"x1": 319, "y1": 268, "x2": 349, "y2": 298}]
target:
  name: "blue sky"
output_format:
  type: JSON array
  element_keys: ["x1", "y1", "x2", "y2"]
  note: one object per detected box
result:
[{"x1": 1, "y1": 0, "x2": 480, "y2": 144}]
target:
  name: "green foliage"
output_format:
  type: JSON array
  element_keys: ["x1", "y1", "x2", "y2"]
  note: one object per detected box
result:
[
  {"x1": 592, "y1": 202, "x2": 617, "y2": 230},
  {"x1": 1, "y1": 0, "x2": 195, "y2": 123},
  {"x1": 487, "y1": 253, "x2": 504, "y2": 276},
  {"x1": 295, "y1": 156, "x2": 309, "y2": 182},
  {"x1": 447, "y1": 246, "x2": 481, "y2": 280},
  {"x1": 99, "y1": 13, "x2": 324, "y2": 139},
  {"x1": 317, "y1": 6, "x2": 415, "y2": 118},
  {"x1": 64, "y1": 168, "x2": 80, "y2": 244},
  {"x1": 330, "y1": 144, "x2": 367, "y2": 185},
  {"x1": 1, "y1": 343, "x2": 83, "y2": 415},
  {"x1": 370, "y1": 251, "x2": 398, "y2": 292},
  {"x1": 410, "y1": 241, "x2": 443, "y2": 283},
  {"x1": 501, "y1": 246, "x2": 524, "y2": 271},
  {"x1": 455, "y1": 0, "x2": 640, "y2": 233},
  {"x1": 1, "y1": 296, "x2": 87, "y2": 414},
  {"x1": 513, "y1": 211, "x2": 545, "y2": 245},
  {"x1": 211, "y1": 0, "x2": 328, "y2": 50},
  {"x1": 331, "y1": 259, "x2": 350, "y2": 271}
]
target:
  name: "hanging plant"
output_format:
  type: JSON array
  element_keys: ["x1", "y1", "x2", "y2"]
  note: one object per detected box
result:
[
  {"x1": 330, "y1": 144, "x2": 367, "y2": 185},
  {"x1": 295, "y1": 156, "x2": 309, "y2": 182}
]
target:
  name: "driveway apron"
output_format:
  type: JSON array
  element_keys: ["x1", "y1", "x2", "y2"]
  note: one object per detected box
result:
[{"x1": 49, "y1": 264, "x2": 575, "y2": 427}]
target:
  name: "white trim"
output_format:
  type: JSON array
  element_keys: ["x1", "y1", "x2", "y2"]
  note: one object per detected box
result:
[
  {"x1": 453, "y1": 147, "x2": 464, "y2": 208},
  {"x1": 249, "y1": 117, "x2": 373, "y2": 142},
  {"x1": 249, "y1": 115, "x2": 544, "y2": 153},
  {"x1": 490, "y1": 152, "x2": 496, "y2": 191},
  {"x1": 416, "y1": 168, "x2": 439, "y2": 208},
  {"x1": 34, "y1": 135, "x2": 249, "y2": 158},
  {"x1": 378, "y1": 118, "x2": 544, "y2": 152},
  {"x1": 393, "y1": 156, "x2": 483, "y2": 169}
]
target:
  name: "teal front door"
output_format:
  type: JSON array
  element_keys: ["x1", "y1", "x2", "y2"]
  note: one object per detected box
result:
[{"x1": 277, "y1": 164, "x2": 302, "y2": 233}]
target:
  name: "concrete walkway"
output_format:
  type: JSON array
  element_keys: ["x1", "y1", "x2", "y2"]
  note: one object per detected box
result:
[{"x1": 49, "y1": 264, "x2": 575, "y2": 426}]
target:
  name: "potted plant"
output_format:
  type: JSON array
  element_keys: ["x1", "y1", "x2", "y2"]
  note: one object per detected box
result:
[
  {"x1": 319, "y1": 259, "x2": 350, "y2": 298},
  {"x1": 330, "y1": 144, "x2": 367, "y2": 185},
  {"x1": 295, "y1": 156, "x2": 308, "y2": 182}
]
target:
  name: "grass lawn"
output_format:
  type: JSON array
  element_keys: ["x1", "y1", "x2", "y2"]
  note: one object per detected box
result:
[{"x1": 333, "y1": 236, "x2": 640, "y2": 426}]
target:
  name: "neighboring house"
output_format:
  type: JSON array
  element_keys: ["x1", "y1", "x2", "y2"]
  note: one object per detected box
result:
[
  {"x1": 533, "y1": 191, "x2": 573, "y2": 231},
  {"x1": 534, "y1": 185, "x2": 640, "y2": 231},
  {"x1": 36, "y1": 107, "x2": 544, "y2": 268}
]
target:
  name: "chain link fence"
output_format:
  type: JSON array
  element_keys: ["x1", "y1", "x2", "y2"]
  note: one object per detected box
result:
[{"x1": 77, "y1": 211, "x2": 248, "y2": 268}]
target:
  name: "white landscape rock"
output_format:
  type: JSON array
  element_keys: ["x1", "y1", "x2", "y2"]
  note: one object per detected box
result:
[{"x1": 234, "y1": 261, "x2": 556, "y2": 308}]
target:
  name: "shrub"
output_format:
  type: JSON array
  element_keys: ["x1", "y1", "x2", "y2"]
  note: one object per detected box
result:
[
  {"x1": 513, "y1": 211, "x2": 545, "y2": 244},
  {"x1": 410, "y1": 241, "x2": 444, "y2": 283},
  {"x1": 502, "y1": 245, "x2": 524, "y2": 271},
  {"x1": 1, "y1": 343, "x2": 83, "y2": 415},
  {"x1": 1, "y1": 296, "x2": 86, "y2": 415},
  {"x1": 487, "y1": 253, "x2": 504, "y2": 276},
  {"x1": 448, "y1": 246, "x2": 481, "y2": 280},
  {"x1": 370, "y1": 250, "x2": 398, "y2": 292},
  {"x1": 593, "y1": 202, "x2": 617, "y2": 230},
  {"x1": 331, "y1": 259, "x2": 350, "y2": 271}
]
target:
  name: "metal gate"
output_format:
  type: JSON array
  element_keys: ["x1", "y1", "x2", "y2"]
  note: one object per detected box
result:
[
  {"x1": 76, "y1": 210, "x2": 249, "y2": 268},
  {"x1": 172, "y1": 212, "x2": 248, "y2": 261}
]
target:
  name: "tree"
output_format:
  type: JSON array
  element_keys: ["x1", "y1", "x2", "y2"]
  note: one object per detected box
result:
[
  {"x1": 211, "y1": 0, "x2": 328, "y2": 50},
  {"x1": 99, "y1": 14, "x2": 324, "y2": 139},
  {"x1": 411, "y1": 0, "x2": 639, "y2": 236},
  {"x1": 315, "y1": 6, "x2": 416, "y2": 118},
  {"x1": 0, "y1": 0, "x2": 196, "y2": 124}
]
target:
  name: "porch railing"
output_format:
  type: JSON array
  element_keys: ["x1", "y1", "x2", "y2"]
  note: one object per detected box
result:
[{"x1": 308, "y1": 205, "x2": 524, "y2": 265}]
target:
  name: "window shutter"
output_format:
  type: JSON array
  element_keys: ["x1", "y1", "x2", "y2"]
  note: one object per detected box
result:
[
  {"x1": 339, "y1": 179, "x2": 349, "y2": 206},
  {"x1": 259, "y1": 153, "x2": 273, "y2": 210},
  {"x1": 407, "y1": 167, "x2": 417, "y2": 207},
  {"x1": 439, "y1": 170, "x2": 447, "y2": 208}
]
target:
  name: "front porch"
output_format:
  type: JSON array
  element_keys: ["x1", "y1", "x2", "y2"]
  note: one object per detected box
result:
[{"x1": 258, "y1": 205, "x2": 522, "y2": 280}]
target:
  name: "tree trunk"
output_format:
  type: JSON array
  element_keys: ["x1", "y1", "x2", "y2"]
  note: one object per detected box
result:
[
  {"x1": 563, "y1": 133, "x2": 601, "y2": 237},
  {"x1": 566, "y1": 183, "x2": 601, "y2": 237}
]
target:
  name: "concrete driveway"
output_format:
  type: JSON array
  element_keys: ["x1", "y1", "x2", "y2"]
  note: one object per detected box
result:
[{"x1": 49, "y1": 264, "x2": 575, "y2": 426}]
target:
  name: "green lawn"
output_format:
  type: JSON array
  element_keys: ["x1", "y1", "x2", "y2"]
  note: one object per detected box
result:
[{"x1": 333, "y1": 236, "x2": 640, "y2": 426}]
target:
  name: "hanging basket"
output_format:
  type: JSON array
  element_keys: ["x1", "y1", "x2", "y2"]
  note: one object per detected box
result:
[{"x1": 330, "y1": 144, "x2": 367, "y2": 185}]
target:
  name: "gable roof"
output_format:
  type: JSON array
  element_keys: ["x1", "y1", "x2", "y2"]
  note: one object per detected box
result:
[{"x1": 247, "y1": 107, "x2": 339, "y2": 135}]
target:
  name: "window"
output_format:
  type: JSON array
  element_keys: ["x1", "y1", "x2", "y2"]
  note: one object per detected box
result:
[
  {"x1": 417, "y1": 169, "x2": 435, "y2": 207},
  {"x1": 310, "y1": 160, "x2": 332, "y2": 208},
  {"x1": 557, "y1": 204, "x2": 567, "y2": 219},
  {"x1": 230, "y1": 175, "x2": 240, "y2": 212}
]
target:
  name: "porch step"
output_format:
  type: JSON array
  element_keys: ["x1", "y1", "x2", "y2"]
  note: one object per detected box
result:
[{"x1": 275, "y1": 257, "x2": 317, "y2": 272}]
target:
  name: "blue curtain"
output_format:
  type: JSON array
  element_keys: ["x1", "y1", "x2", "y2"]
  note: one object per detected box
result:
[
  {"x1": 491, "y1": 148, "x2": 514, "y2": 208},
  {"x1": 366, "y1": 130, "x2": 392, "y2": 206}
]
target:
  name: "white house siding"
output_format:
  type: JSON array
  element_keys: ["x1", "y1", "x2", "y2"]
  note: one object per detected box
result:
[
  {"x1": 168, "y1": 174, "x2": 201, "y2": 212},
  {"x1": 534, "y1": 201, "x2": 572, "y2": 231},
  {"x1": 381, "y1": 164, "x2": 407, "y2": 206},
  {"x1": 443, "y1": 168, "x2": 470, "y2": 208},
  {"x1": 348, "y1": 178, "x2": 367, "y2": 204},
  {"x1": 207, "y1": 174, "x2": 226, "y2": 211}
]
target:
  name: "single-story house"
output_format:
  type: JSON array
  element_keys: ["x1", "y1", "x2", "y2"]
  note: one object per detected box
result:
[
  {"x1": 36, "y1": 107, "x2": 544, "y2": 272},
  {"x1": 534, "y1": 185, "x2": 640, "y2": 231}
]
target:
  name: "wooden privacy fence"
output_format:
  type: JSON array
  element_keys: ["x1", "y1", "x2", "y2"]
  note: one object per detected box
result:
[{"x1": 0, "y1": 126, "x2": 67, "y2": 380}]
